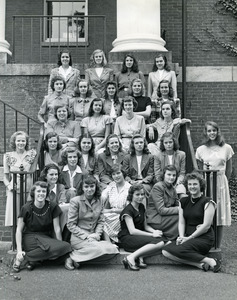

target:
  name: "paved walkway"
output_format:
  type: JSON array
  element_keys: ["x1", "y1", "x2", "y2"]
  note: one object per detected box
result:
[{"x1": 1, "y1": 263, "x2": 236, "y2": 300}]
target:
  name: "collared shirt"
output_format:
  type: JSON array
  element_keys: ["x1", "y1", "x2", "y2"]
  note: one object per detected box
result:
[
  {"x1": 70, "y1": 97, "x2": 93, "y2": 123},
  {"x1": 58, "y1": 66, "x2": 72, "y2": 80},
  {"x1": 63, "y1": 165, "x2": 82, "y2": 188},
  {"x1": 67, "y1": 195, "x2": 105, "y2": 239},
  {"x1": 39, "y1": 92, "x2": 70, "y2": 121}
]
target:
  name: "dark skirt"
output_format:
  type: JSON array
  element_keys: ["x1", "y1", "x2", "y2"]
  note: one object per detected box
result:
[
  {"x1": 164, "y1": 233, "x2": 214, "y2": 262},
  {"x1": 120, "y1": 234, "x2": 164, "y2": 252},
  {"x1": 149, "y1": 214, "x2": 179, "y2": 241},
  {"x1": 23, "y1": 233, "x2": 71, "y2": 262}
]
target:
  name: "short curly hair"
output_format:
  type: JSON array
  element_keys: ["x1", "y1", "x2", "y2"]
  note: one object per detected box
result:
[
  {"x1": 184, "y1": 172, "x2": 206, "y2": 193},
  {"x1": 77, "y1": 174, "x2": 101, "y2": 199},
  {"x1": 126, "y1": 183, "x2": 145, "y2": 203},
  {"x1": 130, "y1": 78, "x2": 145, "y2": 97},
  {"x1": 9, "y1": 131, "x2": 30, "y2": 151},
  {"x1": 43, "y1": 132, "x2": 62, "y2": 152},
  {"x1": 54, "y1": 104, "x2": 71, "y2": 120},
  {"x1": 50, "y1": 75, "x2": 66, "y2": 91},
  {"x1": 60, "y1": 147, "x2": 81, "y2": 166},
  {"x1": 30, "y1": 181, "x2": 50, "y2": 200}
]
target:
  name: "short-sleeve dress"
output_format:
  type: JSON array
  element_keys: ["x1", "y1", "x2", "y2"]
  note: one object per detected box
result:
[
  {"x1": 20, "y1": 201, "x2": 71, "y2": 262},
  {"x1": 3, "y1": 149, "x2": 36, "y2": 226},
  {"x1": 118, "y1": 203, "x2": 164, "y2": 252},
  {"x1": 81, "y1": 115, "x2": 113, "y2": 147},
  {"x1": 164, "y1": 195, "x2": 215, "y2": 262},
  {"x1": 102, "y1": 181, "x2": 131, "y2": 242},
  {"x1": 196, "y1": 143, "x2": 234, "y2": 226}
]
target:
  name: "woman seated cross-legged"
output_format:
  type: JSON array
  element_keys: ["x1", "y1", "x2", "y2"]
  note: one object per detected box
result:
[
  {"x1": 146, "y1": 165, "x2": 179, "y2": 241},
  {"x1": 162, "y1": 172, "x2": 221, "y2": 273},
  {"x1": 13, "y1": 181, "x2": 71, "y2": 272},
  {"x1": 65, "y1": 175, "x2": 119, "y2": 270},
  {"x1": 101, "y1": 164, "x2": 131, "y2": 243},
  {"x1": 118, "y1": 183, "x2": 165, "y2": 271}
]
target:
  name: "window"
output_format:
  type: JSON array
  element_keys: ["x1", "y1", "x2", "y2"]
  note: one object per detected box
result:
[{"x1": 44, "y1": 0, "x2": 88, "y2": 43}]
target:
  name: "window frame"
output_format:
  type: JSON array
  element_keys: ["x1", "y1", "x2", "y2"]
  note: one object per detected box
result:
[{"x1": 42, "y1": 0, "x2": 88, "y2": 46}]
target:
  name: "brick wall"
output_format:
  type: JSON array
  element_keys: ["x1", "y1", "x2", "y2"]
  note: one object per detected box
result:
[
  {"x1": 5, "y1": 0, "x2": 116, "y2": 64},
  {"x1": 161, "y1": 0, "x2": 237, "y2": 66}
]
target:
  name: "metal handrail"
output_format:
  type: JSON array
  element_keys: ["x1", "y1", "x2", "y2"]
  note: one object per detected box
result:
[
  {"x1": 10, "y1": 124, "x2": 45, "y2": 251},
  {"x1": 0, "y1": 98, "x2": 41, "y2": 153}
]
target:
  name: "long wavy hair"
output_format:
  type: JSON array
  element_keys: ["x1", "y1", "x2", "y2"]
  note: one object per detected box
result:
[
  {"x1": 152, "y1": 54, "x2": 171, "y2": 72},
  {"x1": 160, "y1": 101, "x2": 177, "y2": 120},
  {"x1": 78, "y1": 134, "x2": 95, "y2": 157},
  {"x1": 157, "y1": 79, "x2": 174, "y2": 99},
  {"x1": 89, "y1": 49, "x2": 107, "y2": 67},
  {"x1": 104, "y1": 134, "x2": 123, "y2": 156},
  {"x1": 50, "y1": 75, "x2": 66, "y2": 91},
  {"x1": 88, "y1": 98, "x2": 106, "y2": 116},
  {"x1": 121, "y1": 54, "x2": 139, "y2": 73},
  {"x1": 130, "y1": 134, "x2": 149, "y2": 156},
  {"x1": 43, "y1": 132, "x2": 62, "y2": 152},
  {"x1": 9, "y1": 131, "x2": 30, "y2": 151},
  {"x1": 159, "y1": 132, "x2": 179, "y2": 152},
  {"x1": 202, "y1": 121, "x2": 225, "y2": 147},
  {"x1": 104, "y1": 81, "x2": 120, "y2": 105},
  {"x1": 57, "y1": 49, "x2": 72, "y2": 66}
]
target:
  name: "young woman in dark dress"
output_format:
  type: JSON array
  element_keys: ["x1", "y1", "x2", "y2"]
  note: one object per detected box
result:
[
  {"x1": 162, "y1": 172, "x2": 221, "y2": 272},
  {"x1": 13, "y1": 181, "x2": 71, "y2": 272},
  {"x1": 119, "y1": 183, "x2": 165, "y2": 271}
]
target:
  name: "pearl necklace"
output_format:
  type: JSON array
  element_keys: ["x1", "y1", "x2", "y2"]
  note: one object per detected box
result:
[{"x1": 31, "y1": 202, "x2": 50, "y2": 217}]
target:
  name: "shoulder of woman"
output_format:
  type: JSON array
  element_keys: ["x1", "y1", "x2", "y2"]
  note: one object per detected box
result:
[{"x1": 176, "y1": 150, "x2": 186, "y2": 156}]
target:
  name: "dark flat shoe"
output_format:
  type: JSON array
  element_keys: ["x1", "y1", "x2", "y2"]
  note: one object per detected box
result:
[
  {"x1": 26, "y1": 262, "x2": 36, "y2": 271},
  {"x1": 122, "y1": 257, "x2": 139, "y2": 271},
  {"x1": 213, "y1": 258, "x2": 221, "y2": 273},
  {"x1": 202, "y1": 263, "x2": 210, "y2": 272}
]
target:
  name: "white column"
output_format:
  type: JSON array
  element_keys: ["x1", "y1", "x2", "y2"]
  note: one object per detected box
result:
[
  {"x1": 111, "y1": 0, "x2": 167, "y2": 52},
  {"x1": 0, "y1": 0, "x2": 12, "y2": 58}
]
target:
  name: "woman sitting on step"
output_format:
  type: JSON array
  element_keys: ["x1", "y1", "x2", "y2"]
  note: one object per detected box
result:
[
  {"x1": 118, "y1": 183, "x2": 165, "y2": 271},
  {"x1": 13, "y1": 181, "x2": 71, "y2": 272},
  {"x1": 162, "y1": 172, "x2": 221, "y2": 272}
]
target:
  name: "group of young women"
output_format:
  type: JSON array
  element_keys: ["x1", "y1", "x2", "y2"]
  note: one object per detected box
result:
[{"x1": 3, "y1": 49, "x2": 234, "y2": 274}]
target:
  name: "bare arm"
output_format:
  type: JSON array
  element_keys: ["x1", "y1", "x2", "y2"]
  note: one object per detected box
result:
[
  {"x1": 134, "y1": 105, "x2": 151, "y2": 119},
  {"x1": 226, "y1": 158, "x2": 232, "y2": 180},
  {"x1": 15, "y1": 217, "x2": 25, "y2": 254},
  {"x1": 53, "y1": 216, "x2": 62, "y2": 240}
]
